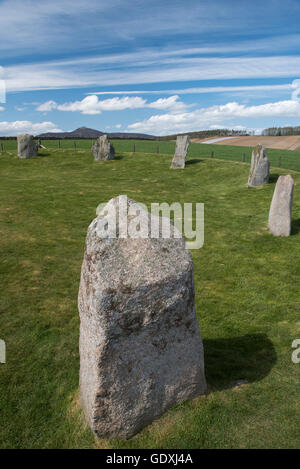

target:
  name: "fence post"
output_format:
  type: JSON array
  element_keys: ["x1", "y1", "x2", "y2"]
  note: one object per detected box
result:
[
  {"x1": 74, "y1": 141, "x2": 76, "y2": 150},
  {"x1": 1, "y1": 143, "x2": 3, "y2": 152},
  {"x1": 278, "y1": 157, "x2": 281, "y2": 168},
  {"x1": 156, "y1": 144, "x2": 159, "y2": 153},
  {"x1": 133, "y1": 143, "x2": 135, "y2": 153},
  {"x1": 58, "y1": 139, "x2": 60, "y2": 149},
  {"x1": 211, "y1": 151, "x2": 214, "y2": 158},
  {"x1": 242, "y1": 152, "x2": 245, "y2": 162}
]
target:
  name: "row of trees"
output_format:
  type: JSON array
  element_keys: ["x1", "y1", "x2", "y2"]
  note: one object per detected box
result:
[
  {"x1": 162, "y1": 128, "x2": 249, "y2": 141},
  {"x1": 262, "y1": 126, "x2": 300, "y2": 136}
]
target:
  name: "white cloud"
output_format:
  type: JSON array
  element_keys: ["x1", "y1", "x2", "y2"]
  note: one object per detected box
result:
[
  {"x1": 0, "y1": 121, "x2": 62, "y2": 136},
  {"x1": 35, "y1": 94, "x2": 186, "y2": 114},
  {"x1": 127, "y1": 99, "x2": 300, "y2": 135},
  {"x1": 148, "y1": 95, "x2": 187, "y2": 113},
  {"x1": 0, "y1": 106, "x2": 4, "y2": 111},
  {"x1": 36, "y1": 95, "x2": 147, "y2": 114},
  {"x1": 36, "y1": 100, "x2": 57, "y2": 112},
  {"x1": 291, "y1": 79, "x2": 300, "y2": 101}
]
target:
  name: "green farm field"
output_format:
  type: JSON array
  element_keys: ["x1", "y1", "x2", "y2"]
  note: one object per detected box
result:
[
  {"x1": 2, "y1": 138, "x2": 300, "y2": 171},
  {"x1": 0, "y1": 142, "x2": 300, "y2": 448}
]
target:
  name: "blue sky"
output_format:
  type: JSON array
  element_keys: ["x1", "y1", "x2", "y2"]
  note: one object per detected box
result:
[{"x1": 1, "y1": 0, "x2": 300, "y2": 136}]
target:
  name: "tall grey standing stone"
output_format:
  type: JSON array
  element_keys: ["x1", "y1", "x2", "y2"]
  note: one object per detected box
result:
[
  {"x1": 171, "y1": 135, "x2": 190, "y2": 168},
  {"x1": 17, "y1": 134, "x2": 38, "y2": 158},
  {"x1": 92, "y1": 134, "x2": 115, "y2": 161},
  {"x1": 78, "y1": 195, "x2": 206, "y2": 439},
  {"x1": 247, "y1": 144, "x2": 270, "y2": 186},
  {"x1": 268, "y1": 174, "x2": 294, "y2": 236}
]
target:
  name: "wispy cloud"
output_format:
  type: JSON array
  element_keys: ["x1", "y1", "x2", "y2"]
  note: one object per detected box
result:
[
  {"x1": 2, "y1": 0, "x2": 300, "y2": 135},
  {"x1": 5, "y1": 55, "x2": 300, "y2": 93},
  {"x1": 2, "y1": 1, "x2": 300, "y2": 59},
  {"x1": 90, "y1": 84, "x2": 293, "y2": 96},
  {"x1": 0, "y1": 0, "x2": 123, "y2": 57},
  {"x1": 0, "y1": 66, "x2": 5, "y2": 103}
]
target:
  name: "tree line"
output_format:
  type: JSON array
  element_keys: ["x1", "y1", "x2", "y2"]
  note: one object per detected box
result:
[{"x1": 262, "y1": 126, "x2": 300, "y2": 136}]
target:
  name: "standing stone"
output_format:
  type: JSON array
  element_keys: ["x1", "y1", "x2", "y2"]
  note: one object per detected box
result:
[
  {"x1": 78, "y1": 195, "x2": 206, "y2": 439},
  {"x1": 92, "y1": 135, "x2": 115, "y2": 161},
  {"x1": 247, "y1": 144, "x2": 270, "y2": 186},
  {"x1": 268, "y1": 174, "x2": 294, "y2": 236},
  {"x1": 171, "y1": 135, "x2": 190, "y2": 168},
  {"x1": 17, "y1": 134, "x2": 38, "y2": 159}
]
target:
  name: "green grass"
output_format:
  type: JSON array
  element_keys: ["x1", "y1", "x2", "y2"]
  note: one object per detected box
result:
[
  {"x1": 2, "y1": 138, "x2": 300, "y2": 171},
  {"x1": 1, "y1": 145, "x2": 300, "y2": 448}
]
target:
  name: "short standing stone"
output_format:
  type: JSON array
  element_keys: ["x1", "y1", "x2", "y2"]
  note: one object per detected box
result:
[
  {"x1": 268, "y1": 174, "x2": 294, "y2": 236},
  {"x1": 92, "y1": 135, "x2": 115, "y2": 161},
  {"x1": 171, "y1": 135, "x2": 190, "y2": 168},
  {"x1": 17, "y1": 134, "x2": 38, "y2": 158},
  {"x1": 78, "y1": 195, "x2": 206, "y2": 439},
  {"x1": 248, "y1": 144, "x2": 270, "y2": 186}
]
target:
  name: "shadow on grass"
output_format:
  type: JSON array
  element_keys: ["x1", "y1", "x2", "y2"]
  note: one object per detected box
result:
[
  {"x1": 185, "y1": 159, "x2": 204, "y2": 166},
  {"x1": 291, "y1": 218, "x2": 300, "y2": 235},
  {"x1": 203, "y1": 333, "x2": 277, "y2": 391},
  {"x1": 269, "y1": 173, "x2": 280, "y2": 183},
  {"x1": 114, "y1": 155, "x2": 124, "y2": 160}
]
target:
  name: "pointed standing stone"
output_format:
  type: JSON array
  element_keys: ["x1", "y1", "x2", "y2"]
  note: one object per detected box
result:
[
  {"x1": 17, "y1": 134, "x2": 38, "y2": 159},
  {"x1": 268, "y1": 174, "x2": 294, "y2": 236},
  {"x1": 92, "y1": 135, "x2": 115, "y2": 161},
  {"x1": 171, "y1": 135, "x2": 190, "y2": 168},
  {"x1": 78, "y1": 196, "x2": 206, "y2": 439},
  {"x1": 248, "y1": 144, "x2": 270, "y2": 186}
]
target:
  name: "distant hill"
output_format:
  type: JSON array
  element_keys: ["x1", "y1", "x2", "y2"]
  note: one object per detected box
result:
[
  {"x1": 38, "y1": 126, "x2": 157, "y2": 140},
  {"x1": 0, "y1": 126, "x2": 251, "y2": 140}
]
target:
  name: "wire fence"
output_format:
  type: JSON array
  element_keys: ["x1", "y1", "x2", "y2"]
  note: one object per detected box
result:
[{"x1": 1, "y1": 138, "x2": 300, "y2": 172}]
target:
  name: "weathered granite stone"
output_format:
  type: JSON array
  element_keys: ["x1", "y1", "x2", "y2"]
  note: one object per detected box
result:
[
  {"x1": 78, "y1": 195, "x2": 206, "y2": 439},
  {"x1": 171, "y1": 135, "x2": 190, "y2": 168},
  {"x1": 92, "y1": 135, "x2": 115, "y2": 161},
  {"x1": 247, "y1": 144, "x2": 270, "y2": 186},
  {"x1": 268, "y1": 174, "x2": 294, "y2": 236},
  {"x1": 17, "y1": 134, "x2": 38, "y2": 158}
]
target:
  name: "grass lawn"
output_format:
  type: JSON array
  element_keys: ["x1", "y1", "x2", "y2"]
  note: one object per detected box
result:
[
  {"x1": 2, "y1": 138, "x2": 300, "y2": 171},
  {"x1": 0, "y1": 144, "x2": 300, "y2": 448}
]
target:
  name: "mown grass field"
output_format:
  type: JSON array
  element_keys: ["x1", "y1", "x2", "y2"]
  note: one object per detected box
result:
[
  {"x1": 0, "y1": 143, "x2": 300, "y2": 448},
  {"x1": 2, "y1": 138, "x2": 300, "y2": 171}
]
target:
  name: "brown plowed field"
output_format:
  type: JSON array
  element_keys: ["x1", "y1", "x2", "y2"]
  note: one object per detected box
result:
[{"x1": 192, "y1": 136, "x2": 300, "y2": 150}]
